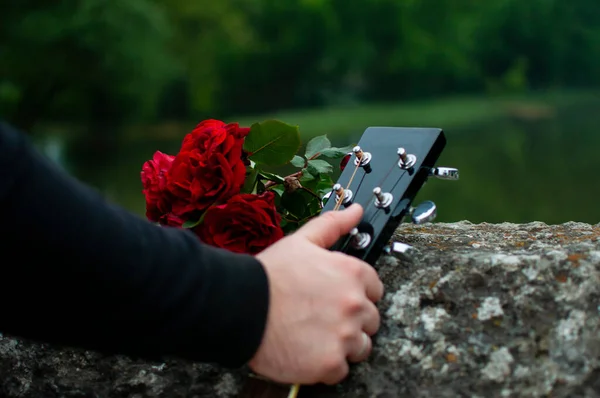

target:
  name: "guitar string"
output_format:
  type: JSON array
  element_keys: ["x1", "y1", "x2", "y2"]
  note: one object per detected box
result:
[
  {"x1": 290, "y1": 159, "x2": 362, "y2": 398},
  {"x1": 335, "y1": 153, "x2": 397, "y2": 212},
  {"x1": 287, "y1": 384, "x2": 300, "y2": 398},
  {"x1": 350, "y1": 172, "x2": 367, "y2": 205},
  {"x1": 358, "y1": 158, "x2": 399, "y2": 218},
  {"x1": 366, "y1": 169, "x2": 408, "y2": 226},
  {"x1": 350, "y1": 157, "x2": 399, "y2": 213},
  {"x1": 330, "y1": 156, "x2": 405, "y2": 254},
  {"x1": 351, "y1": 157, "x2": 405, "y2": 225},
  {"x1": 377, "y1": 160, "x2": 400, "y2": 192},
  {"x1": 333, "y1": 160, "x2": 361, "y2": 211},
  {"x1": 367, "y1": 153, "x2": 420, "y2": 226},
  {"x1": 290, "y1": 154, "x2": 403, "y2": 398}
]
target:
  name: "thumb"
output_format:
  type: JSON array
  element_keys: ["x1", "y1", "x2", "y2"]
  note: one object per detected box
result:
[{"x1": 296, "y1": 204, "x2": 364, "y2": 248}]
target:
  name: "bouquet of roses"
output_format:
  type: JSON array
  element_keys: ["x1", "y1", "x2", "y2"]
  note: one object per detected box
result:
[{"x1": 140, "y1": 119, "x2": 354, "y2": 255}]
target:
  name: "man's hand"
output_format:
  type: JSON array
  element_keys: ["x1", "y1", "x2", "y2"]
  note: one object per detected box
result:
[{"x1": 249, "y1": 204, "x2": 384, "y2": 386}]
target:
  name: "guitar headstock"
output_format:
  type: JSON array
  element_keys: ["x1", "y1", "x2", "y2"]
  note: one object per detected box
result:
[
  {"x1": 239, "y1": 126, "x2": 458, "y2": 398},
  {"x1": 321, "y1": 126, "x2": 458, "y2": 265}
]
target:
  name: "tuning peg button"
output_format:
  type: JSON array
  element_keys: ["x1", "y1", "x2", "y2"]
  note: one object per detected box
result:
[
  {"x1": 333, "y1": 183, "x2": 353, "y2": 207},
  {"x1": 383, "y1": 242, "x2": 415, "y2": 260},
  {"x1": 429, "y1": 167, "x2": 459, "y2": 180},
  {"x1": 397, "y1": 147, "x2": 417, "y2": 169},
  {"x1": 373, "y1": 187, "x2": 393, "y2": 208},
  {"x1": 410, "y1": 200, "x2": 437, "y2": 224},
  {"x1": 349, "y1": 227, "x2": 371, "y2": 250},
  {"x1": 353, "y1": 146, "x2": 372, "y2": 173}
]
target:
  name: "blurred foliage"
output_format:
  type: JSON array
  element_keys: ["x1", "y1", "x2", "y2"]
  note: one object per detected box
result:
[
  {"x1": 1, "y1": 0, "x2": 177, "y2": 130},
  {"x1": 2, "y1": 0, "x2": 600, "y2": 132},
  {"x1": 44, "y1": 97, "x2": 600, "y2": 224}
]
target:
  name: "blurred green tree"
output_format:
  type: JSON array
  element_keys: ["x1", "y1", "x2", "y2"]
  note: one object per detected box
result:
[
  {"x1": 2, "y1": 0, "x2": 599, "y2": 131},
  {"x1": 0, "y1": 0, "x2": 177, "y2": 132}
]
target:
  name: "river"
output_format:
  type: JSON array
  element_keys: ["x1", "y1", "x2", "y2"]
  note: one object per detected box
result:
[{"x1": 33, "y1": 100, "x2": 600, "y2": 225}]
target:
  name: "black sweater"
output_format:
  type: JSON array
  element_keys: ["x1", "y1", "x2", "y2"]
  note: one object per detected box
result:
[{"x1": 0, "y1": 121, "x2": 270, "y2": 367}]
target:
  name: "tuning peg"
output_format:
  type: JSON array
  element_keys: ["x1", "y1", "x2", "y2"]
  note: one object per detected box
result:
[
  {"x1": 353, "y1": 146, "x2": 372, "y2": 173},
  {"x1": 409, "y1": 200, "x2": 437, "y2": 224},
  {"x1": 397, "y1": 147, "x2": 417, "y2": 169},
  {"x1": 373, "y1": 187, "x2": 393, "y2": 208},
  {"x1": 429, "y1": 167, "x2": 459, "y2": 181},
  {"x1": 349, "y1": 227, "x2": 372, "y2": 250},
  {"x1": 383, "y1": 241, "x2": 415, "y2": 260},
  {"x1": 333, "y1": 183, "x2": 353, "y2": 207}
]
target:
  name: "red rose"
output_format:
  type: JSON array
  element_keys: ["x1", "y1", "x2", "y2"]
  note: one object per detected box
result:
[
  {"x1": 141, "y1": 151, "x2": 185, "y2": 227},
  {"x1": 180, "y1": 119, "x2": 250, "y2": 153},
  {"x1": 195, "y1": 192, "x2": 284, "y2": 255},
  {"x1": 168, "y1": 119, "x2": 250, "y2": 216},
  {"x1": 168, "y1": 148, "x2": 247, "y2": 216}
]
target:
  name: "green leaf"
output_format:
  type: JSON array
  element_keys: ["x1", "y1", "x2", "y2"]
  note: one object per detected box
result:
[
  {"x1": 281, "y1": 188, "x2": 322, "y2": 220},
  {"x1": 305, "y1": 135, "x2": 331, "y2": 159},
  {"x1": 182, "y1": 218, "x2": 202, "y2": 229},
  {"x1": 182, "y1": 210, "x2": 209, "y2": 229},
  {"x1": 281, "y1": 219, "x2": 300, "y2": 234},
  {"x1": 317, "y1": 145, "x2": 355, "y2": 159},
  {"x1": 291, "y1": 155, "x2": 306, "y2": 168},
  {"x1": 255, "y1": 179, "x2": 266, "y2": 195},
  {"x1": 270, "y1": 185, "x2": 285, "y2": 197},
  {"x1": 280, "y1": 217, "x2": 289, "y2": 229},
  {"x1": 267, "y1": 184, "x2": 283, "y2": 207},
  {"x1": 303, "y1": 173, "x2": 335, "y2": 198},
  {"x1": 307, "y1": 159, "x2": 333, "y2": 175},
  {"x1": 299, "y1": 168, "x2": 315, "y2": 182},
  {"x1": 259, "y1": 171, "x2": 285, "y2": 184},
  {"x1": 241, "y1": 165, "x2": 259, "y2": 194},
  {"x1": 243, "y1": 120, "x2": 302, "y2": 166}
]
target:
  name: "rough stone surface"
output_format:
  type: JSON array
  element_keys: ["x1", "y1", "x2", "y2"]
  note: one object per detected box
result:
[{"x1": 2, "y1": 221, "x2": 600, "y2": 397}]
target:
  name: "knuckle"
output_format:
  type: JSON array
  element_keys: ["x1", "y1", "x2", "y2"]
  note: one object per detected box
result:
[
  {"x1": 364, "y1": 266, "x2": 381, "y2": 285},
  {"x1": 365, "y1": 265, "x2": 380, "y2": 282},
  {"x1": 319, "y1": 211, "x2": 338, "y2": 224},
  {"x1": 377, "y1": 280, "x2": 385, "y2": 299},
  {"x1": 366, "y1": 308, "x2": 381, "y2": 335},
  {"x1": 345, "y1": 260, "x2": 364, "y2": 278},
  {"x1": 341, "y1": 292, "x2": 364, "y2": 314},
  {"x1": 337, "y1": 324, "x2": 357, "y2": 342},
  {"x1": 321, "y1": 353, "x2": 345, "y2": 375},
  {"x1": 373, "y1": 309, "x2": 381, "y2": 329}
]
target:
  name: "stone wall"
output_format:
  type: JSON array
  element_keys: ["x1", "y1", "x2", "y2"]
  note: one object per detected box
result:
[{"x1": 2, "y1": 221, "x2": 599, "y2": 397}]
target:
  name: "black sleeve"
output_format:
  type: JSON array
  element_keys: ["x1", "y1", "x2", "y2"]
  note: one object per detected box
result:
[{"x1": 0, "y1": 121, "x2": 270, "y2": 368}]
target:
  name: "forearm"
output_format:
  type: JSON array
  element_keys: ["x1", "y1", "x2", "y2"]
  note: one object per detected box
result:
[{"x1": 0, "y1": 122, "x2": 269, "y2": 367}]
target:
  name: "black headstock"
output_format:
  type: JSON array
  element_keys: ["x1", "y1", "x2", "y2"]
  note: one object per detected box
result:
[
  {"x1": 322, "y1": 126, "x2": 458, "y2": 264},
  {"x1": 239, "y1": 126, "x2": 458, "y2": 398}
]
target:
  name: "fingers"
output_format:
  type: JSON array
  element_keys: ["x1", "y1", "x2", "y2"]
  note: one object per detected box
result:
[
  {"x1": 320, "y1": 358, "x2": 350, "y2": 385},
  {"x1": 321, "y1": 331, "x2": 372, "y2": 385},
  {"x1": 347, "y1": 332, "x2": 372, "y2": 363},
  {"x1": 295, "y1": 202, "x2": 383, "y2": 303},
  {"x1": 340, "y1": 255, "x2": 384, "y2": 303},
  {"x1": 361, "y1": 300, "x2": 381, "y2": 336},
  {"x1": 361, "y1": 263, "x2": 385, "y2": 303},
  {"x1": 296, "y1": 204, "x2": 364, "y2": 248}
]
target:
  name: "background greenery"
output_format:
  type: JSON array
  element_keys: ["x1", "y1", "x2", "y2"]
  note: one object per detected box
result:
[{"x1": 2, "y1": 0, "x2": 599, "y2": 224}]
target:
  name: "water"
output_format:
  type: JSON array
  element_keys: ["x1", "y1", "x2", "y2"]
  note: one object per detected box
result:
[
  {"x1": 34, "y1": 102, "x2": 600, "y2": 225},
  {"x1": 419, "y1": 102, "x2": 600, "y2": 224}
]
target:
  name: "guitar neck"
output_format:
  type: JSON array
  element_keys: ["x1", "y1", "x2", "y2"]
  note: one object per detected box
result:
[{"x1": 239, "y1": 126, "x2": 458, "y2": 398}]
